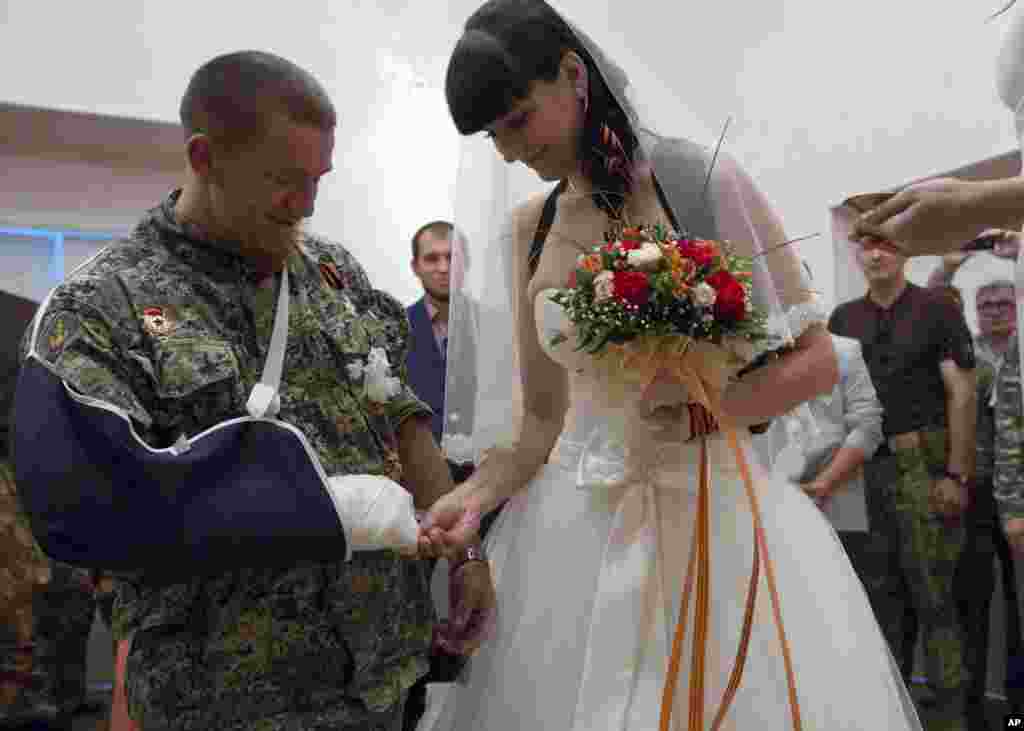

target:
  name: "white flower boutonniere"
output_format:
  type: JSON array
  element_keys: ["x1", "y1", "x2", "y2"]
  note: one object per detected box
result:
[{"x1": 346, "y1": 347, "x2": 402, "y2": 402}]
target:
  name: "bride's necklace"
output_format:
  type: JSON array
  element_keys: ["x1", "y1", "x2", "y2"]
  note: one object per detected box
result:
[{"x1": 558, "y1": 177, "x2": 638, "y2": 256}]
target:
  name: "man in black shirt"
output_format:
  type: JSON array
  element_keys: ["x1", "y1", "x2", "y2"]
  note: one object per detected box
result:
[{"x1": 830, "y1": 236, "x2": 977, "y2": 731}]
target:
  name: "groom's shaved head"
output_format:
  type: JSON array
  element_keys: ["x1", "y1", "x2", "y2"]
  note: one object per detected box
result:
[{"x1": 180, "y1": 50, "x2": 336, "y2": 152}]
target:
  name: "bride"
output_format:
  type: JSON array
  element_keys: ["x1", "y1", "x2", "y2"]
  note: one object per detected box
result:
[{"x1": 418, "y1": 1, "x2": 922, "y2": 728}]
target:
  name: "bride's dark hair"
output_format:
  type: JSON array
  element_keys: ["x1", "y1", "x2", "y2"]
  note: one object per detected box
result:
[{"x1": 445, "y1": 0, "x2": 639, "y2": 219}]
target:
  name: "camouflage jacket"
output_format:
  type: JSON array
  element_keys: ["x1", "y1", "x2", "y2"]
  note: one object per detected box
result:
[
  {"x1": 975, "y1": 336, "x2": 1006, "y2": 377},
  {"x1": 974, "y1": 341, "x2": 999, "y2": 486},
  {"x1": 994, "y1": 334, "x2": 1024, "y2": 520},
  {"x1": 18, "y1": 193, "x2": 435, "y2": 726}
]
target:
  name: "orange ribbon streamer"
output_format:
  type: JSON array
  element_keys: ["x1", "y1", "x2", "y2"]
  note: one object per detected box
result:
[
  {"x1": 652, "y1": 373, "x2": 802, "y2": 730},
  {"x1": 606, "y1": 336, "x2": 740, "y2": 413}
]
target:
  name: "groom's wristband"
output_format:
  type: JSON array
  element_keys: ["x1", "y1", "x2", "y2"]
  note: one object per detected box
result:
[{"x1": 451, "y1": 544, "x2": 486, "y2": 574}]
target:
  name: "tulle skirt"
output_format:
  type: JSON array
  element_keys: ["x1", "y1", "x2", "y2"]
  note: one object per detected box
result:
[{"x1": 419, "y1": 432, "x2": 920, "y2": 730}]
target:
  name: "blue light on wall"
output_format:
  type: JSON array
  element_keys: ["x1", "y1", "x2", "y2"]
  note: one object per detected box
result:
[{"x1": 0, "y1": 226, "x2": 119, "y2": 283}]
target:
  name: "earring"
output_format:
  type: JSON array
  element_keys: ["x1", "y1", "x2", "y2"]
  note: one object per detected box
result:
[
  {"x1": 575, "y1": 66, "x2": 589, "y2": 114},
  {"x1": 600, "y1": 123, "x2": 628, "y2": 175}
]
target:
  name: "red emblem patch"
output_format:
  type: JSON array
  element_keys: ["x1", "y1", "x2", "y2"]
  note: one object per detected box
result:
[
  {"x1": 141, "y1": 306, "x2": 175, "y2": 337},
  {"x1": 319, "y1": 262, "x2": 344, "y2": 290}
]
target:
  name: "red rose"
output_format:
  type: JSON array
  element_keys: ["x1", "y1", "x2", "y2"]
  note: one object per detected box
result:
[
  {"x1": 705, "y1": 270, "x2": 746, "y2": 321},
  {"x1": 619, "y1": 239, "x2": 642, "y2": 252},
  {"x1": 676, "y1": 239, "x2": 715, "y2": 268},
  {"x1": 613, "y1": 270, "x2": 650, "y2": 306}
]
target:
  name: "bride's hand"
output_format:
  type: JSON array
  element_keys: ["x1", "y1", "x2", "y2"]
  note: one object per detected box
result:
[
  {"x1": 634, "y1": 369, "x2": 692, "y2": 441},
  {"x1": 800, "y1": 478, "x2": 835, "y2": 510},
  {"x1": 639, "y1": 368, "x2": 689, "y2": 412},
  {"x1": 419, "y1": 487, "x2": 483, "y2": 560}
]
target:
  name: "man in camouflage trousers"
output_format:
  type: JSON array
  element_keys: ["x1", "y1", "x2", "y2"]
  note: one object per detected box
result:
[
  {"x1": 0, "y1": 462, "x2": 104, "y2": 731},
  {"x1": 930, "y1": 240, "x2": 1024, "y2": 717},
  {"x1": 995, "y1": 331, "x2": 1024, "y2": 517},
  {"x1": 994, "y1": 334, "x2": 1024, "y2": 594},
  {"x1": 935, "y1": 278, "x2": 1022, "y2": 727},
  {"x1": 14, "y1": 51, "x2": 494, "y2": 730},
  {"x1": 830, "y1": 234, "x2": 977, "y2": 731}
]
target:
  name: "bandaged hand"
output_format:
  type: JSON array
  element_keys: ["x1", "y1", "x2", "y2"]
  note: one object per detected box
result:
[{"x1": 325, "y1": 474, "x2": 419, "y2": 553}]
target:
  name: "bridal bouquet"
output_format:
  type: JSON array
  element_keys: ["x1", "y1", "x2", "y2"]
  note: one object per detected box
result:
[{"x1": 549, "y1": 224, "x2": 780, "y2": 413}]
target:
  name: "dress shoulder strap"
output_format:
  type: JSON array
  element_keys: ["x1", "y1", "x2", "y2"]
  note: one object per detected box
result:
[{"x1": 528, "y1": 179, "x2": 568, "y2": 277}]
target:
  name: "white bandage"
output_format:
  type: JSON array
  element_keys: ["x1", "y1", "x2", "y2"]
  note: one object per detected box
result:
[{"x1": 324, "y1": 475, "x2": 419, "y2": 557}]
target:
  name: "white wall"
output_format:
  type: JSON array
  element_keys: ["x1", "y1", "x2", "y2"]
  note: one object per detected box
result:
[{"x1": 2, "y1": 0, "x2": 1020, "y2": 306}]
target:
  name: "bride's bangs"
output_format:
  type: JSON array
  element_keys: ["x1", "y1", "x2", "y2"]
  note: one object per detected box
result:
[{"x1": 445, "y1": 30, "x2": 531, "y2": 135}]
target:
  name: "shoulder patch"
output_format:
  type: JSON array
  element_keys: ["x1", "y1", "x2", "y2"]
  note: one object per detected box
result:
[
  {"x1": 141, "y1": 306, "x2": 177, "y2": 337},
  {"x1": 41, "y1": 312, "x2": 79, "y2": 361}
]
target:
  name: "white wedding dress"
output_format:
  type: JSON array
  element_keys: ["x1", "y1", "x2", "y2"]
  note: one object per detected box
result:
[{"x1": 419, "y1": 292, "x2": 920, "y2": 730}]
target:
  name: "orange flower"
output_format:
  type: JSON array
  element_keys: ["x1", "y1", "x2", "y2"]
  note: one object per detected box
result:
[
  {"x1": 579, "y1": 254, "x2": 604, "y2": 274},
  {"x1": 665, "y1": 249, "x2": 696, "y2": 297},
  {"x1": 694, "y1": 239, "x2": 721, "y2": 257},
  {"x1": 669, "y1": 249, "x2": 695, "y2": 277},
  {"x1": 671, "y1": 273, "x2": 691, "y2": 298}
]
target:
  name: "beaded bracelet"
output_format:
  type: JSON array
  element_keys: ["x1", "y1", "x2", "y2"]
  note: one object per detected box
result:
[{"x1": 451, "y1": 544, "x2": 486, "y2": 574}]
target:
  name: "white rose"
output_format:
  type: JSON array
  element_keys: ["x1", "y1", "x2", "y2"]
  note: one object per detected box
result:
[
  {"x1": 594, "y1": 271, "x2": 615, "y2": 302},
  {"x1": 363, "y1": 347, "x2": 402, "y2": 402},
  {"x1": 625, "y1": 242, "x2": 663, "y2": 271},
  {"x1": 691, "y1": 282, "x2": 717, "y2": 307},
  {"x1": 366, "y1": 375, "x2": 402, "y2": 403}
]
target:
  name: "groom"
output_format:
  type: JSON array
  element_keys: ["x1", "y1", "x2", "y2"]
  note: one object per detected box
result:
[{"x1": 13, "y1": 50, "x2": 494, "y2": 730}]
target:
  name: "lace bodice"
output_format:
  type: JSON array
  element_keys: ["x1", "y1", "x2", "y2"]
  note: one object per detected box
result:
[
  {"x1": 535, "y1": 288, "x2": 633, "y2": 447},
  {"x1": 535, "y1": 289, "x2": 595, "y2": 372}
]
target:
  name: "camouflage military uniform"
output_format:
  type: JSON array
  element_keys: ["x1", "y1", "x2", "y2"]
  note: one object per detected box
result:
[
  {"x1": 992, "y1": 335, "x2": 1024, "y2": 709},
  {"x1": 954, "y1": 347, "x2": 1002, "y2": 730},
  {"x1": 0, "y1": 460, "x2": 99, "y2": 729},
  {"x1": 864, "y1": 429, "x2": 967, "y2": 692},
  {"x1": 975, "y1": 353, "x2": 998, "y2": 486},
  {"x1": 995, "y1": 335, "x2": 1024, "y2": 521},
  {"x1": 19, "y1": 192, "x2": 436, "y2": 730}
]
